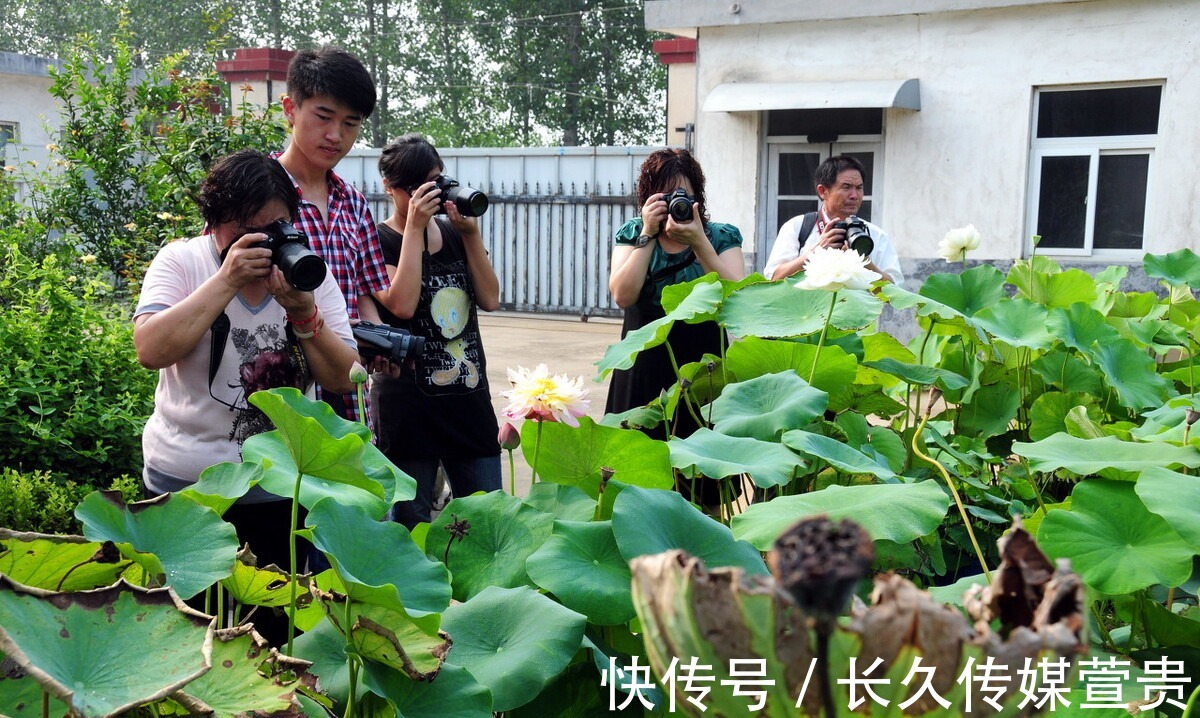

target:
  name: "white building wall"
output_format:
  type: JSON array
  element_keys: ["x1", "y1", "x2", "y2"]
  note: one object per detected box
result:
[
  {"x1": 685, "y1": 0, "x2": 1200, "y2": 263},
  {"x1": 0, "y1": 54, "x2": 62, "y2": 193}
]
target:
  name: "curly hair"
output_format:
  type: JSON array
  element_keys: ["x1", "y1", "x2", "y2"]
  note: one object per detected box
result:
[
  {"x1": 197, "y1": 150, "x2": 299, "y2": 229},
  {"x1": 635, "y1": 148, "x2": 710, "y2": 225}
]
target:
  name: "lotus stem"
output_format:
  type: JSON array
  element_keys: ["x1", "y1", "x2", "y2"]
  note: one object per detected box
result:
[
  {"x1": 287, "y1": 470, "x2": 302, "y2": 657},
  {"x1": 911, "y1": 407, "x2": 991, "y2": 583},
  {"x1": 809, "y1": 291, "x2": 837, "y2": 384},
  {"x1": 344, "y1": 599, "x2": 358, "y2": 718},
  {"x1": 507, "y1": 448, "x2": 517, "y2": 496},
  {"x1": 531, "y1": 420, "x2": 544, "y2": 484}
]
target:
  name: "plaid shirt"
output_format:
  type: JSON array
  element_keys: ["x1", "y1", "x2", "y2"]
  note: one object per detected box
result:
[{"x1": 273, "y1": 152, "x2": 389, "y2": 424}]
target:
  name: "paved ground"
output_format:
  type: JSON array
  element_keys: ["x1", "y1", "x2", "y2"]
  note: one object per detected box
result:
[{"x1": 477, "y1": 311, "x2": 623, "y2": 495}]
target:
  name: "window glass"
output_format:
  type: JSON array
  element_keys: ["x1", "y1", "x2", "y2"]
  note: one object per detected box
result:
[
  {"x1": 776, "y1": 199, "x2": 819, "y2": 233},
  {"x1": 778, "y1": 153, "x2": 818, "y2": 196},
  {"x1": 1037, "y1": 86, "x2": 1161, "y2": 138},
  {"x1": 1035, "y1": 155, "x2": 1089, "y2": 250},
  {"x1": 0, "y1": 123, "x2": 14, "y2": 152},
  {"x1": 1094, "y1": 154, "x2": 1148, "y2": 250},
  {"x1": 768, "y1": 109, "x2": 882, "y2": 137}
]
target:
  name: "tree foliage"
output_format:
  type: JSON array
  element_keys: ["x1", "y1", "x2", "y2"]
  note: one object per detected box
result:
[{"x1": 1, "y1": 0, "x2": 667, "y2": 147}]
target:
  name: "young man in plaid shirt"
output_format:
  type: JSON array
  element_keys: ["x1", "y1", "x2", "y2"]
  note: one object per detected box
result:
[{"x1": 275, "y1": 47, "x2": 398, "y2": 424}]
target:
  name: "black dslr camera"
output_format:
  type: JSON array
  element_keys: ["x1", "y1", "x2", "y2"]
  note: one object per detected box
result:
[
  {"x1": 832, "y1": 216, "x2": 874, "y2": 257},
  {"x1": 353, "y1": 321, "x2": 426, "y2": 364},
  {"x1": 434, "y1": 175, "x2": 489, "y2": 217},
  {"x1": 666, "y1": 188, "x2": 695, "y2": 223},
  {"x1": 253, "y1": 220, "x2": 327, "y2": 292}
]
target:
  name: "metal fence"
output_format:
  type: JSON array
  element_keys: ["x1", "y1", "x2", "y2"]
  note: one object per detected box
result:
[{"x1": 366, "y1": 182, "x2": 638, "y2": 319}]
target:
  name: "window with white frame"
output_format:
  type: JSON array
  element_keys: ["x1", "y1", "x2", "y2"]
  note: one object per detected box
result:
[
  {"x1": 1027, "y1": 84, "x2": 1161, "y2": 256},
  {"x1": 0, "y1": 122, "x2": 15, "y2": 155}
]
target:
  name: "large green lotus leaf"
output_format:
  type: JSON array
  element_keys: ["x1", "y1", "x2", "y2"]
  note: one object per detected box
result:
[
  {"x1": 1014, "y1": 433, "x2": 1200, "y2": 475},
  {"x1": 856, "y1": 332, "x2": 917, "y2": 388},
  {"x1": 881, "y1": 282, "x2": 983, "y2": 341},
  {"x1": 1030, "y1": 351, "x2": 1105, "y2": 395},
  {"x1": 1038, "y1": 480, "x2": 1194, "y2": 595},
  {"x1": 782, "y1": 429, "x2": 897, "y2": 481},
  {"x1": 242, "y1": 432, "x2": 391, "y2": 518},
  {"x1": 708, "y1": 371, "x2": 827, "y2": 440},
  {"x1": 1092, "y1": 337, "x2": 1175, "y2": 410},
  {"x1": 247, "y1": 388, "x2": 379, "y2": 482},
  {"x1": 1145, "y1": 248, "x2": 1200, "y2": 288},
  {"x1": 1046, "y1": 303, "x2": 1122, "y2": 354},
  {"x1": 721, "y1": 280, "x2": 882, "y2": 338},
  {"x1": 0, "y1": 531, "x2": 139, "y2": 592},
  {"x1": 518, "y1": 416, "x2": 673, "y2": 497},
  {"x1": 1029, "y1": 392, "x2": 1103, "y2": 442},
  {"x1": 76, "y1": 491, "x2": 237, "y2": 600},
  {"x1": 220, "y1": 545, "x2": 297, "y2": 608},
  {"x1": 973, "y1": 297, "x2": 1054, "y2": 350},
  {"x1": 0, "y1": 650, "x2": 70, "y2": 718},
  {"x1": 174, "y1": 626, "x2": 308, "y2": 716},
  {"x1": 0, "y1": 578, "x2": 213, "y2": 718},
  {"x1": 731, "y1": 480, "x2": 949, "y2": 550},
  {"x1": 1026, "y1": 268, "x2": 1099, "y2": 309},
  {"x1": 180, "y1": 461, "x2": 261, "y2": 516},
  {"x1": 361, "y1": 660, "x2": 492, "y2": 718},
  {"x1": 1135, "y1": 467, "x2": 1200, "y2": 551},
  {"x1": 860, "y1": 357, "x2": 969, "y2": 390},
  {"x1": 425, "y1": 491, "x2": 554, "y2": 601},
  {"x1": 611, "y1": 485, "x2": 767, "y2": 575},
  {"x1": 661, "y1": 271, "x2": 756, "y2": 318},
  {"x1": 525, "y1": 520, "x2": 635, "y2": 625},
  {"x1": 596, "y1": 279, "x2": 726, "y2": 376},
  {"x1": 919, "y1": 265, "x2": 1007, "y2": 316},
  {"x1": 1132, "y1": 396, "x2": 1200, "y2": 442},
  {"x1": 305, "y1": 499, "x2": 450, "y2": 620},
  {"x1": 291, "y1": 617, "x2": 357, "y2": 708},
  {"x1": 441, "y1": 585, "x2": 586, "y2": 713},
  {"x1": 669, "y1": 428, "x2": 804, "y2": 489},
  {"x1": 954, "y1": 381, "x2": 1020, "y2": 440},
  {"x1": 314, "y1": 589, "x2": 449, "y2": 678},
  {"x1": 521, "y1": 482, "x2": 596, "y2": 522}
]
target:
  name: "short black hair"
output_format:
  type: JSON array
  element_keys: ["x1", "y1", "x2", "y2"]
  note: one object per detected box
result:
[
  {"x1": 198, "y1": 150, "x2": 299, "y2": 229},
  {"x1": 286, "y1": 46, "x2": 377, "y2": 119},
  {"x1": 814, "y1": 155, "x2": 866, "y2": 190},
  {"x1": 379, "y1": 134, "x2": 444, "y2": 192}
]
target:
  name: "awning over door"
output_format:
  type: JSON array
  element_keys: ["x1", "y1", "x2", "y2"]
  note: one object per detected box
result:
[{"x1": 702, "y1": 79, "x2": 921, "y2": 112}]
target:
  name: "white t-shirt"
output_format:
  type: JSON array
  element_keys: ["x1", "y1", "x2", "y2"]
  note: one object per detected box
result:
[
  {"x1": 763, "y1": 213, "x2": 904, "y2": 285},
  {"x1": 135, "y1": 234, "x2": 354, "y2": 495}
]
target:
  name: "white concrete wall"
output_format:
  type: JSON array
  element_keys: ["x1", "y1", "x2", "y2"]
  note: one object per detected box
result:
[
  {"x1": 0, "y1": 56, "x2": 61, "y2": 187},
  {"x1": 684, "y1": 0, "x2": 1200, "y2": 262}
]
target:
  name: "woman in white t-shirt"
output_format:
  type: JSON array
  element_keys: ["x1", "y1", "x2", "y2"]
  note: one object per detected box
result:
[{"x1": 133, "y1": 150, "x2": 357, "y2": 597}]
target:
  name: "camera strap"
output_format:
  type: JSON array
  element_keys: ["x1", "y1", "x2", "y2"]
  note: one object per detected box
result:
[
  {"x1": 208, "y1": 312, "x2": 230, "y2": 392},
  {"x1": 798, "y1": 212, "x2": 818, "y2": 249}
]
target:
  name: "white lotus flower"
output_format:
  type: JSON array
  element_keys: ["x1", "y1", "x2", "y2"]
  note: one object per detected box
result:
[
  {"x1": 797, "y1": 246, "x2": 881, "y2": 292},
  {"x1": 938, "y1": 224, "x2": 982, "y2": 263},
  {"x1": 501, "y1": 363, "x2": 590, "y2": 427}
]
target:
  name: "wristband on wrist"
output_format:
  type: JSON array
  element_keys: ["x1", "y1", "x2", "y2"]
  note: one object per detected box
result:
[
  {"x1": 293, "y1": 315, "x2": 324, "y2": 340},
  {"x1": 288, "y1": 306, "x2": 320, "y2": 328}
]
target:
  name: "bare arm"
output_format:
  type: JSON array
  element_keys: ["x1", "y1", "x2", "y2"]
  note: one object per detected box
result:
[
  {"x1": 134, "y1": 233, "x2": 271, "y2": 369},
  {"x1": 609, "y1": 193, "x2": 668, "y2": 309},
  {"x1": 446, "y1": 203, "x2": 500, "y2": 312}
]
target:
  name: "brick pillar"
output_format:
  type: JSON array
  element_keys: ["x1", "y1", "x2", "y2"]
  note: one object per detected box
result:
[{"x1": 216, "y1": 48, "x2": 295, "y2": 115}]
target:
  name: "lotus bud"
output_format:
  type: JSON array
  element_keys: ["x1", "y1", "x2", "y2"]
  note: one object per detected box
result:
[
  {"x1": 349, "y1": 361, "x2": 368, "y2": 386},
  {"x1": 497, "y1": 421, "x2": 521, "y2": 450}
]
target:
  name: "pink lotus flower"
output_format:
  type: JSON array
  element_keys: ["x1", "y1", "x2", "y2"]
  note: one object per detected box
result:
[
  {"x1": 497, "y1": 421, "x2": 521, "y2": 450},
  {"x1": 501, "y1": 364, "x2": 590, "y2": 427}
]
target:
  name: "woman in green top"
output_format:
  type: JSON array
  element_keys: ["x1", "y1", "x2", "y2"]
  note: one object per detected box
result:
[{"x1": 606, "y1": 148, "x2": 745, "y2": 447}]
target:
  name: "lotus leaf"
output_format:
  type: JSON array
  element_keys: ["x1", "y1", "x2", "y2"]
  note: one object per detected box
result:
[{"x1": 525, "y1": 520, "x2": 635, "y2": 625}]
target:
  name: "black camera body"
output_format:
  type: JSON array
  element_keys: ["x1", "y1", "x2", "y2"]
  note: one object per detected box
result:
[
  {"x1": 434, "y1": 175, "x2": 489, "y2": 217},
  {"x1": 666, "y1": 188, "x2": 695, "y2": 223},
  {"x1": 833, "y1": 216, "x2": 875, "y2": 257},
  {"x1": 253, "y1": 220, "x2": 328, "y2": 292},
  {"x1": 353, "y1": 321, "x2": 426, "y2": 364}
]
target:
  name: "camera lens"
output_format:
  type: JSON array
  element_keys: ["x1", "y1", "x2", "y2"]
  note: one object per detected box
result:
[
  {"x1": 668, "y1": 194, "x2": 694, "y2": 223},
  {"x1": 448, "y1": 186, "x2": 489, "y2": 217},
  {"x1": 275, "y1": 242, "x2": 327, "y2": 292}
]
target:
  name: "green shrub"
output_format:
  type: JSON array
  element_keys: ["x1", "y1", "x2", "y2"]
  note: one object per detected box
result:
[
  {"x1": 0, "y1": 467, "x2": 141, "y2": 534},
  {"x1": 0, "y1": 244, "x2": 156, "y2": 485}
]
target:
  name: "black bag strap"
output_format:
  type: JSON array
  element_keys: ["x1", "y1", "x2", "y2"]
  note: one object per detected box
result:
[
  {"x1": 647, "y1": 249, "x2": 697, "y2": 285},
  {"x1": 208, "y1": 312, "x2": 230, "y2": 392},
  {"x1": 798, "y1": 212, "x2": 818, "y2": 250}
]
